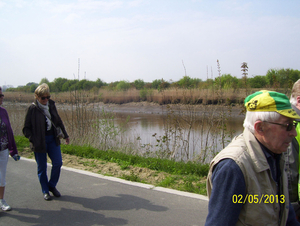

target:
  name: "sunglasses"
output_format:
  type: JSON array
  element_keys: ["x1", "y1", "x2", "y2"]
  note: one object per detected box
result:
[
  {"x1": 263, "y1": 121, "x2": 298, "y2": 131},
  {"x1": 40, "y1": 96, "x2": 50, "y2": 100},
  {"x1": 0, "y1": 94, "x2": 4, "y2": 98}
]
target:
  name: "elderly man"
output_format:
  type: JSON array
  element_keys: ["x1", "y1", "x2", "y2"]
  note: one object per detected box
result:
[{"x1": 205, "y1": 90, "x2": 300, "y2": 226}]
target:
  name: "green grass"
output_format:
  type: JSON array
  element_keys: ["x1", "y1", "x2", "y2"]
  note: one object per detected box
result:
[
  {"x1": 15, "y1": 135, "x2": 209, "y2": 195},
  {"x1": 59, "y1": 143, "x2": 209, "y2": 177},
  {"x1": 15, "y1": 136, "x2": 31, "y2": 150},
  {"x1": 60, "y1": 144, "x2": 209, "y2": 177},
  {"x1": 121, "y1": 171, "x2": 142, "y2": 183},
  {"x1": 157, "y1": 175, "x2": 207, "y2": 194}
]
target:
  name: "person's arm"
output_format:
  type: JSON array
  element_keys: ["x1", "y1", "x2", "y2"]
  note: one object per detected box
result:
[
  {"x1": 1, "y1": 108, "x2": 18, "y2": 157},
  {"x1": 205, "y1": 159, "x2": 246, "y2": 226},
  {"x1": 22, "y1": 106, "x2": 33, "y2": 141}
]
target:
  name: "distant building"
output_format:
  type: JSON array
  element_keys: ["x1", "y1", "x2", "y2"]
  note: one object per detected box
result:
[{"x1": 2, "y1": 85, "x2": 14, "y2": 91}]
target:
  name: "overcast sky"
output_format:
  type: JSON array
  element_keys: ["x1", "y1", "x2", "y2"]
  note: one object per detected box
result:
[{"x1": 1, "y1": 0, "x2": 300, "y2": 87}]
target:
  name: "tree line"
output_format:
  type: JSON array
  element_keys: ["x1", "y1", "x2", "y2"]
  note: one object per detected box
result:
[{"x1": 5, "y1": 68, "x2": 300, "y2": 93}]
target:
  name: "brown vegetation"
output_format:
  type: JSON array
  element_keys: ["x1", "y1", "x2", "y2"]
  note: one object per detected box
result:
[{"x1": 3, "y1": 87, "x2": 254, "y2": 106}]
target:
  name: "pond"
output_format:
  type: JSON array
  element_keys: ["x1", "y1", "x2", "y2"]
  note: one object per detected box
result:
[
  {"x1": 115, "y1": 111, "x2": 244, "y2": 146},
  {"x1": 3, "y1": 102, "x2": 245, "y2": 162}
]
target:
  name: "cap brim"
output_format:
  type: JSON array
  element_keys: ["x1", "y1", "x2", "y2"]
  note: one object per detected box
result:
[{"x1": 278, "y1": 109, "x2": 300, "y2": 119}]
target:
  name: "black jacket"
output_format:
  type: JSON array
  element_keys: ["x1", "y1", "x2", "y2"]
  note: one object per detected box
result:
[{"x1": 22, "y1": 99, "x2": 69, "y2": 153}]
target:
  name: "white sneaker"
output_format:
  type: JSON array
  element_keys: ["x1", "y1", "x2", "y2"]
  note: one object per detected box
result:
[{"x1": 0, "y1": 199, "x2": 12, "y2": 211}]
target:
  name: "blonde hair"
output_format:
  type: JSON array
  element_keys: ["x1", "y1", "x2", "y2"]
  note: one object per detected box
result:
[
  {"x1": 35, "y1": 83, "x2": 50, "y2": 98},
  {"x1": 290, "y1": 79, "x2": 300, "y2": 106}
]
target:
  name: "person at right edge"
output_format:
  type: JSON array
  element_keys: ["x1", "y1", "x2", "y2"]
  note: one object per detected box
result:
[
  {"x1": 285, "y1": 79, "x2": 300, "y2": 221},
  {"x1": 205, "y1": 90, "x2": 300, "y2": 225},
  {"x1": 23, "y1": 83, "x2": 69, "y2": 201}
]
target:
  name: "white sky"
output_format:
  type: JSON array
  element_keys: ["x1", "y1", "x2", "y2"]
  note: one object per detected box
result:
[{"x1": 1, "y1": 0, "x2": 300, "y2": 87}]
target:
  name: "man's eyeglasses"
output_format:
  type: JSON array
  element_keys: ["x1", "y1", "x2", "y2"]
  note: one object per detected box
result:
[
  {"x1": 0, "y1": 94, "x2": 4, "y2": 98},
  {"x1": 263, "y1": 121, "x2": 298, "y2": 131},
  {"x1": 40, "y1": 96, "x2": 50, "y2": 100}
]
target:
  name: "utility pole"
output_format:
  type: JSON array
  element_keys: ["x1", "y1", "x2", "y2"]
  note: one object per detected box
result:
[{"x1": 182, "y1": 60, "x2": 187, "y2": 76}]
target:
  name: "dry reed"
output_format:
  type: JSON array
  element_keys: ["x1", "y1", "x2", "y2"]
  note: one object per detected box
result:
[{"x1": 4, "y1": 87, "x2": 250, "y2": 106}]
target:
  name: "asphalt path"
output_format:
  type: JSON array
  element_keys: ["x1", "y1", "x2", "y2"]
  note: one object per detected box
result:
[{"x1": 1, "y1": 157, "x2": 208, "y2": 226}]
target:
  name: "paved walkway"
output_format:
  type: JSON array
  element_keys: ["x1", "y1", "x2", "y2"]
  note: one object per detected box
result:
[{"x1": 1, "y1": 157, "x2": 208, "y2": 226}]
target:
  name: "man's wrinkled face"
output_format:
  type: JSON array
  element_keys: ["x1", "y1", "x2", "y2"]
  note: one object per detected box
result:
[{"x1": 261, "y1": 115, "x2": 297, "y2": 154}]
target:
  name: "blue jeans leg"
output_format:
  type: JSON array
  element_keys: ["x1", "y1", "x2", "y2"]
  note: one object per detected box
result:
[
  {"x1": 34, "y1": 152, "x2": 48, "y2": 194},
  {"x1": 35, "y1": 135, "x2": 62, "y2": 194},
  {"x1": 46, "y1": 136, "x2": 62, "y2": 189}
]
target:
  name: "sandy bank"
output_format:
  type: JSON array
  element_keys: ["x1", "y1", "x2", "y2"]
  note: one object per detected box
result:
[{"x1": 87, "y1": 101, "x2": 245, "y2": 118}]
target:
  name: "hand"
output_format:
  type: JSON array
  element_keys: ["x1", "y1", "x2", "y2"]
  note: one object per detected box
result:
[
  {"x1": 12, "y1": 154, "x2": 20, "y2": 161},
  {"x1": 65, "y1": 137, "x2": 70, "y2": 145}
]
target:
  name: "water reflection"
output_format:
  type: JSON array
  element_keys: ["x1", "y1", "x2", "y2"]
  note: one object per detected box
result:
[
  {"x1": 113, "y1": 111, "x2": 244, "y2": 161},
  {"x1": 114, "y1": 112, "x2": 244, "y2": 141}
]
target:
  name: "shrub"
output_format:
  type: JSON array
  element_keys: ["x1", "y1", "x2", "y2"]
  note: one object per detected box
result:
[{"x1": 116, "y1": 81, "x2": 131, "y2": 91}]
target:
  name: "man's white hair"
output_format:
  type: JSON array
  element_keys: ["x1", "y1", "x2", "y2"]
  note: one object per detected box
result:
[
  {"x1": 243, "y1": 111, "x2": 281, "y2": 133},
  {"x1": 290, "y1": 79, "x2": 300, "y2": 106}
]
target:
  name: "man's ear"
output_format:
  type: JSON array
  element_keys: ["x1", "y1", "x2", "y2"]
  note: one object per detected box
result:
[
  {"x1": 254, "y1": 121, "x2": 264, "y2": 135},
  {"x1": 296, "y1": 96, "x2": 300, "y2": 106}
]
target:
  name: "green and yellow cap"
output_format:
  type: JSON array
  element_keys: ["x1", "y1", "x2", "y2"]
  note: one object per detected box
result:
[{"x1": 244, "y1": 90, "x2": 300, "y2": 119}]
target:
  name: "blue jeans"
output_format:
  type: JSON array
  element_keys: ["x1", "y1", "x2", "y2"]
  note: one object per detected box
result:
[{"x1": 34, "y1": 135, "x2": 62, "y2": 194}]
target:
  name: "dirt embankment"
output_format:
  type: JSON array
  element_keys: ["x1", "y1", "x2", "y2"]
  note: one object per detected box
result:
[
  {"x1": 20, "y1": 149, "x2": 169, "y2": 186},
  {"x1": 81, "y1": 101, "x2": 245, "y2": 118}
]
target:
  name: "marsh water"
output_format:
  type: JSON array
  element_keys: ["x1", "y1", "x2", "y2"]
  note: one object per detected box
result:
[
  {"x1": 114, "y1": 112, "x2": 244, "y2": 144},
  {"x1": 4, "y1": 102, "x2": 244, "y2": 162}
]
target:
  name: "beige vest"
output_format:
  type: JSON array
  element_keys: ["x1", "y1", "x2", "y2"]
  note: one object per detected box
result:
[{"x1": 207, "y1": 128, "x2": 289, "y2": 226}]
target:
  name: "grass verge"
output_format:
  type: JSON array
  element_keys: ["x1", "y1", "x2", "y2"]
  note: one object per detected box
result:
[{"x1": 15, "y1": 135, "x2": 209, "y2": 195}]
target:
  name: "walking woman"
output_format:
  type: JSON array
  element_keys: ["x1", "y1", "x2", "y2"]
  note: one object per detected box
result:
[
  {"x1": 23, "y1": 83, "x2": 69, "y2": 201},
  {"x1": 0, "y1": 86, "x2": 20, "y2": 211}
]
